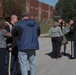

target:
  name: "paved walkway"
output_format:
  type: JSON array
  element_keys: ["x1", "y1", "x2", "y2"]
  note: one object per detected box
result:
[{"x1": 35, "y1": 38, "x2": 76, "y2": 75}]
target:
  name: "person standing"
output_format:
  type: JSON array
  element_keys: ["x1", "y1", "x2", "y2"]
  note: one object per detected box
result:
[
  {"x1": 0, "y1": 17, "x2": 11, "y2": 75},
  {"x1": 61, "y1": 21, "x2": 69, "y2": 55},
  {"x1": 11, "y1": 14, "x2": 40, "y2": 75},
  {"x1": 68, "y1": 20, "x2": 76, "y2": 59},
  {"x1": 49, "y1": 22, "x2": 63, "y2": 58},
  {"x1": 58, "y1": 18, "x2": 63, "y2": 56},
  {"x1": 5, "y1": 15, "x2": 19, "y2": 75}
]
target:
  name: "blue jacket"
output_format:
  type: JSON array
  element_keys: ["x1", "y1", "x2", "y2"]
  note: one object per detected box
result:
[{"x1": 12, "y1": 19, "x2": 40, "y2": 50}]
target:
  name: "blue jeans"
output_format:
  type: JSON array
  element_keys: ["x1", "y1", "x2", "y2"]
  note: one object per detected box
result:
[{"x1": 18, "y1": 50, "x2": 36, "y2": 75}]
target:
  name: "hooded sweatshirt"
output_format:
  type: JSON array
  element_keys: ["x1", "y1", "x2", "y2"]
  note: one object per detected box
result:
[{"x1": 12, "y1": 19, "x2": 40, "y2": 50}]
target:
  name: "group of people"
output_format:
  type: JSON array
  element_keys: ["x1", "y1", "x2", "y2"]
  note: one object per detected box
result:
[
  {"x1": 0, "y1": 13, "x2": 76, "y2": 75},
  {"x1": 49, "y1": 18, "x2": 76, "y2": 59},
  {"x1": 0, "y1": 14, "x2": 40, "y2": 75}
]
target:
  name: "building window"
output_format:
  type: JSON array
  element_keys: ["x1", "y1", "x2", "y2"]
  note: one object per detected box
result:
[
  {"x1": 35, "y1": 16, "x2": 38, "y2": 19},
  {"x1": 35, "y1": 7, "x2": 38, "y2": 10},
  {"x1": 0, "y1": 3, "x2": 1, "y2": 6},
  {"x1": 31, "y1": 6, "x2": 34, "y2": 9},
  {"x1": 46, "y1": 10, "x2": 48, "y2": 12},
  {"x1": 31, "y1": 16, "x2": 34, "y2": 19},
  {"x1": 51, "y1": 12, "x2": 53, "y2": 14},
  {"x1": 46, "y1": 18, "x2": 47, "y2": 20},
  {"x1": 42, "y1": 9, "x2": 45, "y2": 12}
]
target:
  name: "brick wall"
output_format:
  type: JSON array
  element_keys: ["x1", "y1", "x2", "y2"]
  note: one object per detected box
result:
[
  {"x1": 3, "y1": 0, "x2": 54, "y2": 20},
  {"x1": 28, "y1": 0, "x2": 39, "y2": 20},
  {"x1": 15, "y1": 0, "x2": 54, "y2": 21},
  {"x1": 40, "y1": 2, "x2": 48, "y2": 20},
  {"x1": 50, "y1": 6, "x2": 54, "y2": 20},
  {"x1": 0, "y1": 0, "x2": 3, "y2": 17},
  {"x1": 28, "y1": 0, "x2": 54, "y2": 21}
]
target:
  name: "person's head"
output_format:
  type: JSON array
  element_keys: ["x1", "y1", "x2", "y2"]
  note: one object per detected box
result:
[
  {"x1": 53, "y1": 22, "x2": 59, "y2": 27},
  {"x1": 69, "y1": 20, "x2": 74, "y2": 25},
  {"x1": 10, "y1": 15, "x2": 18, "y2": 24},
  {"x1": 62, "y1": 21, "x2": 66, "y2": 26},
  {"x1": 0, "y1": 17, "x2": 6, "y2": 29},
  {"x1": 21, "y1": 13, "x2": 30, "y2": 20},
  {"x1": 58, "y1": 18, "x2": 63, "y2": 24}
]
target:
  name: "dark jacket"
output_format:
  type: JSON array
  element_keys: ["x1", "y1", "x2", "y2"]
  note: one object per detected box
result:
[
  {"x1": 67, "y1": 23, "x2": 76, "y2": 41},
  {"x1": 5, "y1": 26, "x2": 12, "y2": 44},
  {"x1": 12, "y1": 19, "x2": 40, "y2": 50},
  {"x1": 10, "y1": 22, "x2": 18, "y2": 48}
]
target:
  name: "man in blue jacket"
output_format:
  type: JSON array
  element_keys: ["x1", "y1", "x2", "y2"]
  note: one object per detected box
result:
[{"x1": 11, "y1": 14, "x2": 40, "y2": 75}]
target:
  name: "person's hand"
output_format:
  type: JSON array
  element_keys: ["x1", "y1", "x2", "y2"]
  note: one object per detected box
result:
[
  {"x1": 67, "y1": 30, "x2": 70, "y2": 33},
  {"x1": 5, "y1": 21, "x2": 12, "y2": 31},
  {"x1": 4, "y1": 33, "x2": 12, "y2": 37},
  {"x1": 9, "y1": 48, "x2": 12, "y2": 52},
  {"x1": 5, "y1": 21, "x2": 10, "y2": 26}
]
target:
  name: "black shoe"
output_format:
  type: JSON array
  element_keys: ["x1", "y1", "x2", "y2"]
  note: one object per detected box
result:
[
  {"x1": 63, "y1": 52, "x2": 66, "y2": 56},
  {"x1": 69, "y1": 56, "x2": 75, "y2": 59},
  {"x1": 59, "y1": 55, "x2": 62, "y2": 57},
  {"x1": 51, "y1": 56, "x2": 55, "y2": 59},
  {"x1": 16, "y1": 72, "x2": 21, "y2": 75}
]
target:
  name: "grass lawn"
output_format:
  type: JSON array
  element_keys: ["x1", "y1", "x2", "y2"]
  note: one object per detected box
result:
[
  {"x1": 39, "y1": 20, "x2": 70, "y2": 35},
  {"x1": 39, "y1": 21, "x2": 54, "y2": 34},
  {"x1": 39, "y1": 25, "x2": 51, "y2": 34}
]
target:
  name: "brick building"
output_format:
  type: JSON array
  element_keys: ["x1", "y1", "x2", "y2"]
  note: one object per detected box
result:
[
  {"x1": 21, "y1": 0, "x2": 54, "y2": 21},
  {"x1": 39, "y1": 2, "x2": 48, "y2": 20},
  {"x1": 1, "y1": 0, "x2": 54, "y2": 21},
  {"x1": 28, "y1": 0, "x2": 39, "y2": 20},
  {"x1": 29, "y1": 0, "x2": 54, "y2": 21},
  {"x1": 0, "y1": 0, "x2": 3, "y2": 17}
]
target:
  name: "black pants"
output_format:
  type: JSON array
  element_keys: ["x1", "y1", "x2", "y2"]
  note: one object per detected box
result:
[
  {"x1": 5, "y1": 46, "x2": 20, "y2": 75},
  {"x1": 0, "y1": 48, "x2": 6, "y2": 75},
  {"x1": 51, "y1": 37, "x2": 60, "y2": 58}
]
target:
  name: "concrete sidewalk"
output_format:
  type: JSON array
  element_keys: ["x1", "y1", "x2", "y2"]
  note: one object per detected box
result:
[{"x1": 36, "y1": 38, "x2": 76, "y2": 75}]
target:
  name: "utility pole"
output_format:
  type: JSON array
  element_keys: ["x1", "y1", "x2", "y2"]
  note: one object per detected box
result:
[{"x1": 0, "y1": 0, "x2": 3, "y2": 17}]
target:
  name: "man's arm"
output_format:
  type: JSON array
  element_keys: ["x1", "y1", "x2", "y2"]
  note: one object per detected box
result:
[
  {"x1": 11, "y1": 26, "x2": 19, "y2": 36},
  {"x1": 4, "y1": 33, "x2": 12, "y2": 37}
]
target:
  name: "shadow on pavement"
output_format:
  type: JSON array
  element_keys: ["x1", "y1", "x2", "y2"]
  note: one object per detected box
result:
[
  {"x1": 45, "y1": 52, "x2": 71, "y2": 59},
  {"x1": 45, "y1": 52, "x2": 53, "y2": 58},
  {"x1": 62, "y1": 52, "x2": 71, "y2": 58}
]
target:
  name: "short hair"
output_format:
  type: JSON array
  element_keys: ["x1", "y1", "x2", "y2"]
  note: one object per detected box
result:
[
  {"x1": 0, "y1": 17, "x2": 5, "y2": 29},
  {"x1": 53, "y1": 22, "x2": 59, "y2": 26},
  {"x1": 10, "y1": 15, "x2": 17, "y2": 19},
  {"x1": 21, "y1": 13, "x2": 30, "y2": 18}
]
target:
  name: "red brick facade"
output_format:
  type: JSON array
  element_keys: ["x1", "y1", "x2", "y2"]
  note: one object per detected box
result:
[
  {"x1": 27, "y1": 0, "x2": 54, "y2": 21},
  {"x1": 0, "y1": 0, "x2": 3, "y2": 17},
  {"x1": 28, "y1": 0, "x2": 39, "y2": 20},
  {"x1": 0, "y1": 0, "x2": 54, "y2": 20}
]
